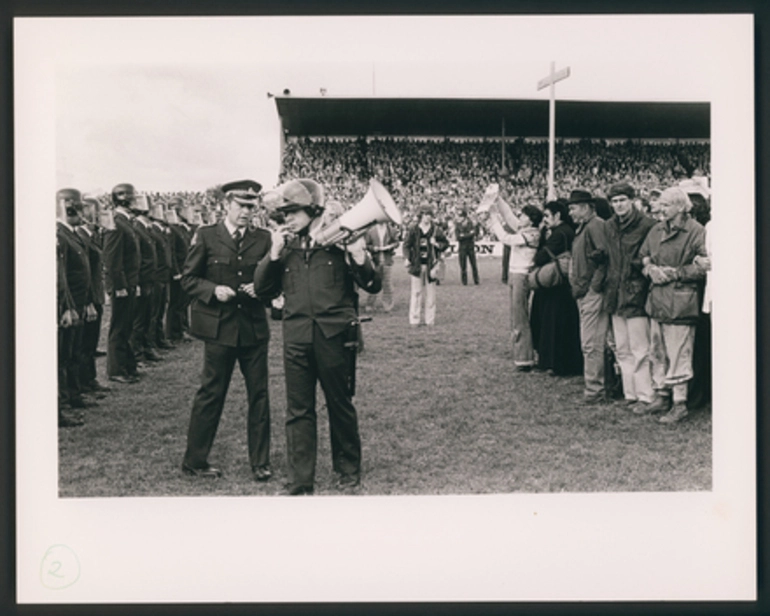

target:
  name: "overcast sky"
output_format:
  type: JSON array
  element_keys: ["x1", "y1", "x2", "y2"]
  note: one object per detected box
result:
[{"x1": 37, "y1": 14, "x2": 735, "y2": 193}]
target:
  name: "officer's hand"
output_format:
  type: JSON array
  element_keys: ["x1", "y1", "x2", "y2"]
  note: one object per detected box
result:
[
  {"x1": 214, "y1": 285, "x2": 237, "y2": 302},
  {"x1": 269, "y1": 228, "x2": 288, "y2": 260},
  {"x1": 60, "y1": 309, "x2": 79, "y2": 328},
  {"x1": 115, "y1": 288, "x2": 128, "y2": 298},
  {"x1": 239, "y1": 283, "x2": 257, "y2": 298},
  {"x1": 85, "y1": 303, "x2": 98, "y2": 322},
  {"x1": 345, "y1": 237, "x2": 367, "y2": 265}
]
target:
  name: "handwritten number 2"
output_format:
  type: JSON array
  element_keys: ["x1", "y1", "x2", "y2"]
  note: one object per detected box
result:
[{"x1": 48, "y1": 560, "x2": 63, "y2": 578}]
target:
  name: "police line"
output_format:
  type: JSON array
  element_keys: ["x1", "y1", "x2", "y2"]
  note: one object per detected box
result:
[{"x1": 391, "y1": 242, "x2": 505, "y2": 258}]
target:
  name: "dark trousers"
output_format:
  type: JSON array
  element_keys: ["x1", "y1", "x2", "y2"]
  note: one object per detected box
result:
[
  {"x1": 79, "y1": 303, "x2": 103, "y2": 385},
  {"x1": 131, "y1": 282, "x2": 155, "y2": 357},
  {"x1": 166, "y1": 278, "x2": 187, "y2": 341},
  {"x1": 688, "y1": 312, "x2": 712, "y2": 410},
  {"x1": 58, "y1": 317, "x2": 84, "y2": 403},
  {"x1": 150, "y1": 280, "x2": 169, "y2": 346},
  {"x1": 283, "y1": 324, "x2": 361, "y2": 490},
  {"x1": 502, "y1": 244, "x2": 511, "y2": 283},
  {"x1": 183, "y1": 340, "x2": 270, "y2": 470},
  {"x1": 458, "y1": 242, "x2": 479, "y2": 284},
  {"x1": 107, "y1": 294, "x2": 138, "y2": 377}
]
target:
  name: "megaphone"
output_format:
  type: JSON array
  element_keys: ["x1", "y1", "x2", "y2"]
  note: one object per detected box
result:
[
  {"x1": 310, "y1": 178, "x2": 402, "y2": 247},
  {"x1": 476, "y1": 183, "x2": 510, "y2": 214}
]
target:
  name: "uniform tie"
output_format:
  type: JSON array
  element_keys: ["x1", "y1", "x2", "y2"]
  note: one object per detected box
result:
[{"x1": 233, "y1": 228, "x2": 243, "y2": 249}]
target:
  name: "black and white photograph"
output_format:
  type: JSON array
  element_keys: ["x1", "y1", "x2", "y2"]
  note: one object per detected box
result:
[{"x1": 14, "y1": 12, "x2": 755, "y2": 604}]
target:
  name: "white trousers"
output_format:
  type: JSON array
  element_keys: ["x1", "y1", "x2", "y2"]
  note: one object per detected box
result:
[
  {"x1": 649, "y1": 319, "x2": 696, "y2": 403},
  {"x1": 611, "y1": 314, "x2": 654, "y2": 404},
  {"x1": 409, "y1": 265, "x2": 436, "y2": 325}
]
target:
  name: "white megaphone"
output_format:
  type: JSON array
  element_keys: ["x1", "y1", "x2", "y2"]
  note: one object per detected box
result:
[
  {"x1": 311, "y1": 178, "x2": 402, "y2": 247},
  {"x1": 476, "y1": 183, "x2": 501, "y2": 213}
]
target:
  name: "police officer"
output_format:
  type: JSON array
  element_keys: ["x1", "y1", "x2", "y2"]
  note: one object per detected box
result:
[
  {"x1": 103, "y1": 183, "x2": 142, "y2": 383},
  {"x1": 148, "y1": 199, "x2": 175, "y2": 350},
  {"x1": 165, "y1": 198, "x2": 193, "y2": 343},
  {"x1": 130, "y1": 194, "x2": 161, "y2": 364},
  {"x1": 75, "y1": 197, "x2": 110, "y2": 396},
  {"x1": 254, "y1": 178, "x2": 381, "y2": 495},
  {"x1": 56, "y1": 188, "x2": 98, "y2": 417},
  {"x1": 180, "y1": 180, "x2": 272, "y2": 481}
]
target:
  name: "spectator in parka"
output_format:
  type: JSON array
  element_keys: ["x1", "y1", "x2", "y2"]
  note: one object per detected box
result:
[
  {"x1": 602, "y1": 181, "x2": 657, "y2": 413},
  {"x1": 567, "y1": 189, "x2": 610, "y2": 404},
  {"x1": 402, "y1": 204, "x2": 450, "y2": 327},
  {"x1": 639, "y1": 186, "x2": 707, "y2": 424}
]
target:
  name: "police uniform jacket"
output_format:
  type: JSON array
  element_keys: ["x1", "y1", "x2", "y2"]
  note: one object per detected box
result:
[
  {"x1": 76, "y1": 224, "x2": 105, "y2": 306},
  {"x1": 57, "y1": 222, "x2": 93, "y2": 309},
  {"x1": 169, "y1": 223, "x2": 192, "y2": 277},
  {"x1": 103, "y1": 209, "x2": 140, "y2": 294},
  {"x1": 132, "y1": 218, "x2": 158, "y2": 285},
  {"x1": 253, "y1": 237, "x2": 381, "y2": 344},
  {"x1": 181, "y1": 222, "x2": 271, "y2": 347},
  {"x1": 149, "y1": 222, "x2": 174, "y2": 283}
]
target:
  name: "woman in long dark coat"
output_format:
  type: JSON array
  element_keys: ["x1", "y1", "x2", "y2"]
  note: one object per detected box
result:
[{"x1": 530, "y1": 200, "x2": 584, "y2": 376}]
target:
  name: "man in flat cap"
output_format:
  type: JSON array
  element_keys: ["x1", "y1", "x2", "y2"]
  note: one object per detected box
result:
[
  {"x1": 103, "y1": 183, "x2": 142, "y2": 383},
  {"x1": 602, "y1": 181, "x2": 657, "y2": 413},
  {"x1": 567, "y1": 189, "x2": 610, "y2": 405},
  {"x1": 254, "y1": 178, "x2": 381, "y2": 495},
  {"x1": 180, "y1": 179, "x2": 273, "y2": 480}
]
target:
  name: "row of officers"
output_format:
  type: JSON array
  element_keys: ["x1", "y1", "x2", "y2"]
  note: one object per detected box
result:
[
  {"x1": 57, "y1": 185, "x2": 197, "y2": 427},
  {"x1": 57, "y1": 179, "x2": 382, "y2": 496}
]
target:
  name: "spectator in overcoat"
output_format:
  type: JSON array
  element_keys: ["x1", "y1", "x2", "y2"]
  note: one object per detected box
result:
[{"x1": 639, "y1": 186, "x2": 707, "y2": 424}]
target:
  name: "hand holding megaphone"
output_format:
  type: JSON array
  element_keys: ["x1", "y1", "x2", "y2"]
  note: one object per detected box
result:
[{"x1": 344, "y1": 236, "x2": 367, "y2": 265}]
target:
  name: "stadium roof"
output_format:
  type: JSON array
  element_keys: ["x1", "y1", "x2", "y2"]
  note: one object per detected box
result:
[{"x1": 275, "y1": 97, "x2": 709, "y2": 140}]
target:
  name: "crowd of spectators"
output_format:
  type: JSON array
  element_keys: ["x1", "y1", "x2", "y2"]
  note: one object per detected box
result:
[{"x1": 278, "y1": 136, "x2": 710, "y2": 234}]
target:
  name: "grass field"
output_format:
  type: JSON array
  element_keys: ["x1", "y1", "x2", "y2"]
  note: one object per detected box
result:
[{"x1": 59, "y1": 256, "x2": 711, "y2": 497}]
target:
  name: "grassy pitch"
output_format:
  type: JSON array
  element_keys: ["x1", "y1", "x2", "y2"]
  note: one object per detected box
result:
[{"x1": 59, "y1": 257, "x2": 711, "y2": 497}]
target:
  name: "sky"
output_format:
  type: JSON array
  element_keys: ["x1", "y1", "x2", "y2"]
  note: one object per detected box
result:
[{"x1": 39, "y1": 14, "x2": 734, "y2": 194}]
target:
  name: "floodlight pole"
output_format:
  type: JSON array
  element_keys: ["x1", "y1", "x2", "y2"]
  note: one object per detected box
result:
[{"x1": 537, "y1": 62, "x2": 571, "y2": 201}]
